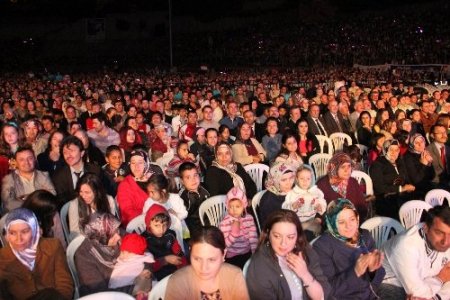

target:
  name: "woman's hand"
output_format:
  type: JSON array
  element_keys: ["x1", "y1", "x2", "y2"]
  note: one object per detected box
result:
[
  {"x1": 401, "y1": 184, "x2": 416, "y2": 192},
  {"x1": 420, "y1": 150, "x2": 433, "y2": 165},
  {"x1": 286, "y1": 252, "x2": 309, "y2": 280},
  {"x1": 354, "y1": 253, "x2": 371, "y2": 277},
  {"x1": 367, "y1": 250, "x2": 384, "y2": 272}
]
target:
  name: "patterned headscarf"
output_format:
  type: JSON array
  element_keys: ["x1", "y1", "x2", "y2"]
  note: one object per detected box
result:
[
  {"x1": 212, "y1": 143, "x2": 245, "y2": 192},
  {"x1": 83, "y1": 212, "x2": 121, "y2": 268},
  {"x1": 327, "y1": 152, "x2": 354, "y2": 185},
  {"x1": 325, "y1": 198, "x2": 362, "y2": 248},
  {"x1": 265, "y1": 161, "x2": 296, "y2": 196},
  {"x1": 408, "y1": 134, "x2": 425, "y2": 154},
  {"x1": 129, "y1": 149, "x2": 152, "y2": 181},
  {"x1": 5, "y1": 208, "x2": 41, "y2": 271}
]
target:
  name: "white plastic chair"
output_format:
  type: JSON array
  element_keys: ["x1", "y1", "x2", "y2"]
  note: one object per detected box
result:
[
  {"x1": 198, "y1": 195, "x2": 227, "y2": 227},
  {"x1": 60, "y1": 202, "x2": 71, "y2": 243},
  {"x1": 174, "y1": 177, "x2": 183, "y2": 192},
  {"x1": 399, "y1": 200, "x2": 432, "y2": 229},
  {"x1": 360, "y1": 216, "x2": 404, "y2": 248},
  {"x1": 351, "y1": 170, "x2": 374, "y2": 195},
  {"x1": 0, "y1": 213, "x2": 8, "y2": 247},
  {"x1": 66, "y1": 235, "x2": 86, "y2": 299},
  {"x1": 126, "y1": 214, "x2": 146, "y2": 234},
  {"x1": 79, "y1": 291, "x2": 135, "y2": 300},
  {"x1": 243, "y1": 258, "x2": 251, "y2": 278},
  {"x1": 251, "y1": 190, "x2": 266, "y2": 232},
  {"x1": 148, "y1": 274, "x2": 172, "y2": 300},
  {"x1": 244, "y1": 163, "x2": 269, "y2": 192},
  {"x1": 329, "y1": 132, "x2": 353, "y2": 152},
  {"x1": 315, "y1": 135, "x2": 333, "y2": 155},
  {"x1": 308, "y1": 153, "x2": 332, "y2": 180},
  {"x1": 355, "y1": 144, "x2": 369, "y2": 171},
  {"x1": 425, "y1": 189, "x2": 450, "y2": 207}
]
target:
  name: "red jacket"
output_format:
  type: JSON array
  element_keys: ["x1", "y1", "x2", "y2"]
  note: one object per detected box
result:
[{"x1": 117, "y1": 175, "x2": 148, "y2": 226}]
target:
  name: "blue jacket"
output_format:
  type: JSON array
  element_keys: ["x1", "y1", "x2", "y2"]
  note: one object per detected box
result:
[{"x1": 313, "y1": 230, "x2": 385, "y2": 300}]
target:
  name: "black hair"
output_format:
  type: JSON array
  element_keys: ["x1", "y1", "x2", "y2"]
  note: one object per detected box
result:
[
  {"x1": 147, "y1": 174, "x2": 169, "y2": 194},
  {"x1": 22, "y1": 190, "x2": 58, "y2": 238},
  {"x1": 61, "y1": 135, "x2": 84, "y2": 152},
  {"x1": 179, "y1": 161, "x2": 198, "y2": 178},
  {"x1": 151, "y1": 213, "x2": 170, "y2": 224},
  {"x1": 105, "y1": 145, "x2": 122, "y2": 157},
  {"x1": 189, "y1": 226, "x2": 226, "y2": 254},
  {"x1": 91, "y1": 112, "x2": 107, "y2": 123},
  {"x1": 424, "y1": 205, "x2": 450, "y2": 228},
  {"x1": 14, "y1": 144, "x2": 35, "y2": 159}
]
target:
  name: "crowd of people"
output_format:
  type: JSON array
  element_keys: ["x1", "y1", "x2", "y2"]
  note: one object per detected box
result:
[{"x1": 0, "y1": 68, "x2": 449, "y2": 300}]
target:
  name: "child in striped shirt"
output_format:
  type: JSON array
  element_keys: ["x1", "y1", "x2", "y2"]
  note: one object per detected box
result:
[{"x1": 219, "y1": 186, "x2": 258, "y2": 269}]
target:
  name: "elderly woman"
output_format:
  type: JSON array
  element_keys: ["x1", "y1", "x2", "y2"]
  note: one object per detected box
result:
[
  {"x1": 0, "y1": 208, "x2": 73, "y2": 299},
  {"x1": 258, "y1": 161, "x2": 296, "y2": 227},
  {"x1": 317, "y1": 152, "x2": 368, "y2": 221},
  {"x1": 403, "y1": 134, "x2": 434, "y2": 198},
  {"x1": 232, "y1": 123, "x2": 266, "y2": 166},
  {"x1": 370, "y1": 139, "x2": 417, "y2": 219},
  {"x1": 117, "y1": 149, "x2": 163, "y2": 226},
  {"x1": 149, "y1": 123, "x2": 173, "y2": 162},
  {"x1": 74, "y1": 213, "x2": 122, "y2": 296},
  {"x1": 246, "y1": 209, "x2": 330, "y2": 300},
  {"x1": 165, "y1": 226, "x2": 249, "y2": 299},
  {"x1": 204, "y1": 142, "x2": 256, "y2": 199},
  {"x1": 313, "y1": 199, "x2": 385, "y2": 299}
]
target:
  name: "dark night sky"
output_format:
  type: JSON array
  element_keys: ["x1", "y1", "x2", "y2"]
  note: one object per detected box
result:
[{"x1": 0, "y1": 0, "x2": 434, "y2": 20}]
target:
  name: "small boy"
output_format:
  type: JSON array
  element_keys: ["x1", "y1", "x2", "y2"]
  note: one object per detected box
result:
[
  {"x1": 142, "y1": 204, "x2": 187, "y2": 281},
  {"x1": 103, "y1": 145, "x2": 129, "y2": 194},
  {"x1": 178, "y1": 162, "x2": 210, "y2": 234},
  {"x1": 109, "y1": 233, "x2": 153, "y2": 298}
]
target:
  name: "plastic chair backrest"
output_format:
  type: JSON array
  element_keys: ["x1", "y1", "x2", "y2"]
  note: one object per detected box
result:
[
  {"x1": 243, "y1": 258, "x2": 251, "y2": 278},
  {"x1": 198, "y1": 195, "x2": 227, "y2": 227},
  {"x1": 355, "y1": 144, "x2": 369, "y2": 171},
  {"x1": 251, "y1": 190, "x2": 266, "y2": 232},
  {"x1": 244, "y1": 163, "x2": 269, "y2": 192},
  {"x1": 399, "y1": 200, "x2": 432, "y2": 229},
  {"x1": 174, "y1": 177, "x2": 183, "y2": 192},
  {"x1": 126, "y1": 214, "x2": 146, "y2": 234},
  {"x1": 66, "y1": 235, "x2": 86, "y2": 299},
  {"x1": 0, "y1": 213, "x2": 8, "y2": 247},
  {"x1": 360, "y1": 216, "x2": 404, "y2": 248},
  {"x1": 79, "y1": 291, "x2": 135, "y2": 300},
  {"x1": 315, "y1": 135, "x2": 333, "y2": 155},
  {"x1": 148, "y1": 274, "x2": 172, "y2": 300},
  {"x1": 425, "y1": 189, "x2": 450, "y2": 207},
  {"x1": 351, "y1": 170, "x2": 374, "y2": 195},
  {"x1": 308, "y1": 153, "x2": 332, "y2": 180},
  {"x1": 329, "y1": 132, "x2": 353, "y2": 152},
  {"x1": 60, "y1": 202, "x2": 71, "y2": 244}
]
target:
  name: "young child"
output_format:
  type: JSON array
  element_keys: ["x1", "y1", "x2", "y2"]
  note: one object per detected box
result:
[
  {"x1": 142, "y1": 204, "x2": 187, "y2": 281},
  {"x1": 219, "y1": 187, "x2": 258, "y2": 269},
  {"x1": 103, "y1": 145, "x2": 128, "y2": 195},
  {"x1": 108, "y1": 233, "x2": 154, "y2": 299},
  {"x1": 283, "y1": 165, "x2": 327, "y2": 239},
  {"x1": 142, "y1": 174, "x2": 189, "y2": 249},
  {"x1": 179, "y1": 161, "x2": 210, "y2": 235}
]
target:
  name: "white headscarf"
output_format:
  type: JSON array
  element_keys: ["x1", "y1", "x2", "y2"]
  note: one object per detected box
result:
[{"x1": 5, "y1": 208, "x2": 41, "y2": 271}]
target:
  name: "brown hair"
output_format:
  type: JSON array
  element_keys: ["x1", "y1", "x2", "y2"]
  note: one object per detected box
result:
[{"x1": 190, "y1": 226, "x2": 226, "y2": 254}]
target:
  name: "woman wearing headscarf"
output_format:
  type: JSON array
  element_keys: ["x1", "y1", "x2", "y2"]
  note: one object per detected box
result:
[
  {"x1": 231, "y1": 123, "x2": 266, "y2": 166},
  {"x1": 313, "y1": 199, "x2": 385, "y2": 299},
  {"x1": 369, "y1": 139, "x2": 417, "y2": 220},
  {"x1": 74, "y1": 212, "x2": 122, "y2": 296},
  {"x1": 204, "y1": 141, "x2": 256, "y2": 199},
  {"x1": 403, "y1": 134, "x2": 434, "y2": 198},
  {"x1": 0, "y1": 208, "x2": 73, "y2": 299},
  {"x1": 317, "y1": 152, "x2": 368, "y2": 221},
  {"x1": 117, "y1": 149, "x2": 163, "y2": 226},
  {"x1": 258, "y1": 161, "x2": 296, "y2": 227}
]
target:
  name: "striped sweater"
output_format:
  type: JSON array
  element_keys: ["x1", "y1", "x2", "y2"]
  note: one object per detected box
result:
[{"x1": 219, "y1": 214, "x2": 258, "y2": 258}]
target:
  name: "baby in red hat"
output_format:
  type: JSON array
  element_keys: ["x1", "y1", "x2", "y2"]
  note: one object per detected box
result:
[{"x1": 109, "y1": 233, "x2": 154, "y2": 298}]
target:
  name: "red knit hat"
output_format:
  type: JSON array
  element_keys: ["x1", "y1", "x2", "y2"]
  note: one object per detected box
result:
[
  {"x1": 120, "y1": 233, "x2": 147, "y2": 255},
  {"x1": 144, "y1": 204, "x2": 171, "y2": 229}
]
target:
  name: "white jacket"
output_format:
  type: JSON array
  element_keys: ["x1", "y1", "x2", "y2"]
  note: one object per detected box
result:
[{"x1": 283, "y1": 185, "x2": 326, "y2": 223}]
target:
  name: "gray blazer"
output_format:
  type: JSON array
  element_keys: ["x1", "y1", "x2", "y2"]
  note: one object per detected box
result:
[{"x1": 426, "y1": 142, "x2": 450, "y2": 185}]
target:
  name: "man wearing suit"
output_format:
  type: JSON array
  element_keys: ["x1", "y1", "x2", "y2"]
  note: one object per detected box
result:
[
  {"x1": 243, "y1": 110, "x2": 265, "y2": 142},
  {"x1": 51, "y1": 136, "x2": 113, "y2": 208},
  {"x1": 306, "y1": 103, "x2": 328, "y2": 136},
  {"x1": 323, "y1": 100, "x2": 349, "y2": 135},
  {"x1": 426, "y1": 124, "x2": 450, "y2": 189},
  {"x1": 286, "y1": 106, "x2": 302, "y2": 132}
]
